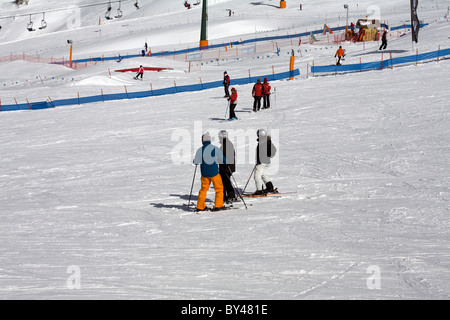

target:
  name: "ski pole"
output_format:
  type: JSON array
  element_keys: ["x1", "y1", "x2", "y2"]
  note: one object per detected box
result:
[
  {"x1": 225, "y1": 100, "x2": 230, "y2": 118},
  {"x1": 188, "y1": 165, "x2": 198, "y2": 206},
  {"x1": 228, "y1": 166, "x2": 248, "y2": 210},
  {"x1": 242, "y1": 165, "x2": 256, "y2": 194}
]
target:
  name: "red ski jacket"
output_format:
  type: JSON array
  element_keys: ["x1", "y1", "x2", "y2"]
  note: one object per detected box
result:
[
  {"x1": 252, "y1": 83, "x2": 264, "y2": 97},
  {"x1": 263, "y1": 81, "x2": 271, "y2": 94},
  {"x1": 228, "y1": 91, "x2": 238, "y2": 104}
]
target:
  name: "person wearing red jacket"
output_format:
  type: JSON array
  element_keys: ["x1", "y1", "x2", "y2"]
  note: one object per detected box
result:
[
  {"x1": 135, "y1": 65, "x2": 144, "y2": 80},
  {"x1": 262, "y1": 78, "x2": 271, "y2": 109},
  {"x1": 252, "y1": 78, "x2": 265, "y2": 112},
  {"x1": 227, "y1": 87, "x2": 238, "y2": 120}
]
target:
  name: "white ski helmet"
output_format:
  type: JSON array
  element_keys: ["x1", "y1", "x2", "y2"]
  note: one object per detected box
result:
[
  {"x1": 257, "y1": 129, "x2": 267, "y2": 138},
  {"x1": 218, "y1": 130, "x2": 228, "y2": 139}
]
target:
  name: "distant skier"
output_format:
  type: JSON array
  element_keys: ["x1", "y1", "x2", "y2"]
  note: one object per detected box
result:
[
  {"x1": 252, "y1": 78, "x2": 265, "y2": 112},
  {"x1": 135, "y1": 65, "x2": 144, "y2": 80},
  {"x1": 379, "y1": 31, "x2": 388, "y2": 50},
  {"x1": 223, "y1": 71, "x2": 230, "y2": 97},
  {"x1": 193, "y1": 132, "x2": 226, "y2": 212},
  {"x1": 144, "y1": 42, "x2": 148, "y2": 52},
  {"x1": 227, "y1": 87, "x2": 238, "y2": 120},
  {"x1": 262, "y1": 78, "x2": 271, "y2": 109},
  {"x1": 253, "y1": 129, "x2": 277, "y2": 196},
  {"x1": 335, "y1": 46, "x2": 346, "y2": 65},
  {"x1": 218, "y1": 130, "x2": 237, "y2": 204}
]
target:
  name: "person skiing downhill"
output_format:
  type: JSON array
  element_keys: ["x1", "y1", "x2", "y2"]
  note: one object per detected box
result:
[
  {"x1": 193, "y1": 132, "x2": 226, "y2": 212},
  {"x1": 135, "y1": 65, "x2": 144, "y2": 80},
  {"x1": 262, "y1": 78, "x2": 271, "y2": 109},
  {"x1": 227, "y1": 87, "x2": 238, "y2": 120},
  {"x1": 253, "y1": 129, "x2": 277, "y2": 195},
  {"x1": 252, "y1": 78, "x2": 265, "y2": 112},
  {"x1": 335, "y1": 46, "x2": 345, "y2": 65},
  {"x1": 218, "y1": 130, "x2": 237, "y2": 204},
  {"x1": 223, "y1": 71, "x2": 230, "y2": 97}
]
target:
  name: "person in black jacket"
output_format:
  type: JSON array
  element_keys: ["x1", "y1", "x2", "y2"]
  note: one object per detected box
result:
[
  {"x1": 379, "y1": 31, "x2": 388, "y2": 50},
  {"x1": 218, "y1": 130, "x2": 237, "y2": 203},
  {"x1": 223, "y1": 71, "x2": 230, "y2": 97},
  {"x1": 253, "y1": 129, "x2": 277, "y2": 195}
]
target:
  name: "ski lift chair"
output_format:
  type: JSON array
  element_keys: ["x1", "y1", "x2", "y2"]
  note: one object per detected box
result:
[
  {"x1": 115, "y1": 1, "x2": 123, "y2": 18},
  {"x1": 106, "y1": 2, "x2": 113, "y2": 20},
  {"x1": 27, "y1": 16, "x2": 35, "y2": 32},
  {"x1": 39, "y1": 13, "x2": 47, "y2": 30}
]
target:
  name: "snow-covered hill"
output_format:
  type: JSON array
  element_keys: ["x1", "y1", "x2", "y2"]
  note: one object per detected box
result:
[{"x1": 1, "y1": 0, "x2": 450, "y2": 300}]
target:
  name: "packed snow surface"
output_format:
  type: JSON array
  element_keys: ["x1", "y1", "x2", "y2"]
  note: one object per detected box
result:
[{"x1": 1, "y1": 0, "x2": 450, "y2": 299}]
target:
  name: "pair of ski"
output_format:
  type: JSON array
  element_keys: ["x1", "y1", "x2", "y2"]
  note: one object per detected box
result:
[{"x1": 242, "y1": 190, "x2": 296, "y2": 198}]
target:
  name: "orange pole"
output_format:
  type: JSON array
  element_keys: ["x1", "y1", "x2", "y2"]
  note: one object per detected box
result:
[
  {"x1": 69, "y1": 45, "x2": 73, "y2": 68},
  {"x1": 289, "y1": 56, "x2": 295, "y2": 80}
]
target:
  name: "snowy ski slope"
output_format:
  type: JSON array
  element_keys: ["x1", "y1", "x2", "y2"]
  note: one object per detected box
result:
[{"x1": 1, "y1": 0, "x2": 450, "y2": 300}]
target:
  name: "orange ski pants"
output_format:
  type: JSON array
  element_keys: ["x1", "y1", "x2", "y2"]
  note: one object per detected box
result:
[{"x1": 196, "y1": 174, "x2": 224, "y2": 210}]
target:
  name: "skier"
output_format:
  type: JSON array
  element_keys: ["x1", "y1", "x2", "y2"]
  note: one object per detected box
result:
[
  {"x1": 218, "y1": 130, "x2": 237, "y2": 204},
  {"x1": 144, "y1": 42, "x2": 148, "y2": 52},
  {"x1": 223, "y1": 71, "x2": 230, "y2": 97},
  {"x1": 335, "y1": 46, "x2": 345, "y2": 65},
  {"x1": 262, "y1": 78, "x2": 271, "y2": 109},
  {"x1": 227, "y1": 87, "x2": 238, "y2": 120},
  {"x1": 135, "y1": 65, "x2": 144, "y2": 80},
  {"x1": 379, "y1": 31, "x2": 388, "y2": 50},
  {"x1": 193, "y1": 132, "x2": 226, "y2": 212},
  {"x1": 252, "y1": 78, "x2": 265, "y2": 112},
  {"x1": 253, "y1": 129, "x2": 277, "y2": 196}
]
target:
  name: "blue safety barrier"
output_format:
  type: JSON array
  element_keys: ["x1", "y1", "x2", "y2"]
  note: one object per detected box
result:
[
  {"x1": 311, "y1": 48, "x2": 450, "y2": 74},
  {"x1": 0, "y1": 69, "x2": 300, "y2": 112},
  {"x1": 71, "y1": 23, "x2": 427, "y2": 64}
]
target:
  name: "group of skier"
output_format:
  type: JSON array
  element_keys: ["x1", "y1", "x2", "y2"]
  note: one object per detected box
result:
[
  {"x1": 223, "y1": 72, "x2": 272, "y2": 118},
  {"x1": 193, "y1": 129, "x2": 277, "y2": 212},
  {"x1": 191, "y1": 71, "x2": 277, "y2": 212}
]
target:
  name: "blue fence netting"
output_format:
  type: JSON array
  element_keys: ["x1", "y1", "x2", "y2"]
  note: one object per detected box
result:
[
  {"x1": 1, "y1": 69, "x2": 300, "y2": 112},
  {"x1": 71, "y1": 23, "x2": 427, "y2": 64},
  {"x1": 311, "y1": 47, "x2": 450, "y2": 74}
]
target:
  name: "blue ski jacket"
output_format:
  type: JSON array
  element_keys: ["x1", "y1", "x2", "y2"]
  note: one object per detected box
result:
[{"x1": 193, "y1": 141, "x2": 226, "y2": 178}]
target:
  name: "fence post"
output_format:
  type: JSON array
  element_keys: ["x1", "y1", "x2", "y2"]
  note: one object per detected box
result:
[
  {"x1": 390, "y1": 52, "x2": 393, "y2": 69},
  {"x1": 77, "y1": 92, "x2": 80, "y2": 105},
  {"x1": 101, "y1": 89, "x2": 104, "y2": 102},
  {"x1": 381, "y1": 53, "x2": 383, "y2": 70},
  {"x1": 27, "y1": 99, "x2": 32, "y2": 110},
  {"x1": 124, "y1": 85, "x2": 129, "y2": 99},
  {"x1": 437, "y1": 45, "x2": 440, "y2": 63},
  {"x1": 0, "y1": 98, "x2": 2, "y2": 112}
]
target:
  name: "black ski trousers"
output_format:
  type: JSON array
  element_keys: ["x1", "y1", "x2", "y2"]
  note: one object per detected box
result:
[
  {"x1": 220, "y1": 171, "x2": 235, "y2": 201},
  {"x1": 229, "y1": 103, "x2": 237, "y2": 119},
  {"x1": 224, "y1": 84, "x2": 230, "y2": 97},
  {"x1": 263, "y1": 94, "x2": 270, "y2": 109},
  {"x1": 253, "y1": 97, "x2": 262, "y2": 111}
]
